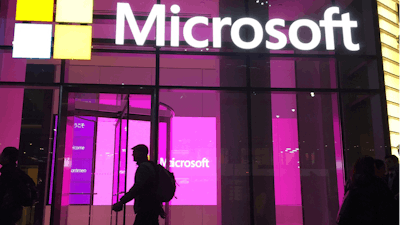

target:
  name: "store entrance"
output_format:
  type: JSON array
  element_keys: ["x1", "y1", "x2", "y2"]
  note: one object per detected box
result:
[{"x1": 50, "y1": 89, "x2": 173, "y2": 225}]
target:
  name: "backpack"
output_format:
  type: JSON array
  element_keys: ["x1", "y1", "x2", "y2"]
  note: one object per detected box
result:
[
  {"x1": 15, "y1": 169, "x2": 39, "y2": 207},
  {"x1": 148, "y1": 162, "x2": 176, "y2": 202}
]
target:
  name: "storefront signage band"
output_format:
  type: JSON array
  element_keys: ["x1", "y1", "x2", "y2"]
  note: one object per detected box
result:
[{"x1": 116, "y1": 4, "x2": 360, "y2": 51}]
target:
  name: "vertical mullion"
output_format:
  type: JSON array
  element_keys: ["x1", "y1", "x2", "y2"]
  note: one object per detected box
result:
[
  {"x1": 110, "y1": 120, "x2": 118, "y2": 225},
  {"x1": 123, "y1": 95, "x2": 130, "y2": 225},
  {"x1": 244, "y1": 0, "x2": 255, "y2": 224},
  {"x1": 151, "y1": 0, "x2": 160, "y2": 161},
  {"x1": 88, "y1": 117, "x2": 98, "y2": 225},
  {"x1": 117, "y1": 113, "x2": 122, "y2": 225},
  {"x1": 165, "y1": 118, "x2": 172, "y2": 225},
  {"x1": 336, "y1": 58, "x2": 348, "y2": 182},
  {"x1": 246, "y1": 55, "x2": 255, "y2": 225},
  {"x1": 50, "y1": 59, "x2": 66, "y2": 225}
]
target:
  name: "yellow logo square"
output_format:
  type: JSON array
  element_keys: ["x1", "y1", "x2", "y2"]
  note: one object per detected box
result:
[
  {"x1": 16, "y1": 0, "x2": 54, "y2": 22},
  {"x1": 53, "y1": 25, "x2": 93, "y2": 60},
  {"x1": 56, "y1": 0, "x2": 93, "y2": 24}
]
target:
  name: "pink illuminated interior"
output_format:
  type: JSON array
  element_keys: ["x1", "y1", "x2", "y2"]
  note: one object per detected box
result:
[
  {"x1": 47, "y1": 58, "x2": 345, "y2": 225},
  {"x1": 92, "y1": 116, "x2": 217, "y2": 206},
  {"x1": 49, "y1": 91, "x2": 344, "y2": 225}
]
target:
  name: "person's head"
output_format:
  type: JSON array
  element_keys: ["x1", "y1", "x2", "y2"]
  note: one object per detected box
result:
[
  {"x1": 0, "y1": 147, "x2": 19, "y2": 166},
  {"x1": 352, "y1": 156, "x2": 375, "y2": 181},
  {"x1": 385, "y1": 155, "x2": 399, "y2": 172},
  {"x1": 374, "y1": 159, "x2": 386, "y2": 179},
  {"x1": 132, "y1": 144, "x2": 149, "y2": 164}
]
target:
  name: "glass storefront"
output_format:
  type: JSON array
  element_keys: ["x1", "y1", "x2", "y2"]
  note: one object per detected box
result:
[{"x1": 0, "y1": 0, "x2": 393, "y2": 225}]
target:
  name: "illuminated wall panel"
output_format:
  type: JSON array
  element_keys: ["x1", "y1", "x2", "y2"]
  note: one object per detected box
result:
[
  {"x1": 378, "y1": 6, "x2": 398, "y2": 23},
  {"x1": 383, "y1": 61, "x2": 399, "y2": 75},
  {"x1": 381, "y1": 33, "x2": 399, "y2": 48},
  {"x1": 387, "y1": 102, "x2": 400, "y2": 116},
  {"x1": 388, "y1": 117, "x2": 400, "y2": 133},
  {"x1": 93, "y1": 117, "x2": 116, "y2": 205},
  {"x1": 382, "y1": 47, "x2": 399, "y2": 63},
  {"x1": 379, "y1": 19, "x2": 399, "y2": 36},
  {"x1": 386, "y1": 88, "x2": 400, "y2": 103},
  {"x1": 378, "y1": 0, "x2": 398, "y2": 11},
  {"x1": 378, "y1": 0, "x2": 399, "y2": 158},
  {"x1": 390, "y1": 132, "x2": 400, "y2": 149},
  {"x1": 385, "y1": 74, "x2": 400, "y2": 89}
]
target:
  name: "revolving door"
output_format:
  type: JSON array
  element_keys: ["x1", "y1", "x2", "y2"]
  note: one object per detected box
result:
[{"x1": 49, "y1": 91, "x2": 174, "y2": 225}]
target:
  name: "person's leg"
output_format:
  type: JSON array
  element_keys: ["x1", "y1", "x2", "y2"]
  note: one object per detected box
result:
[
  {"x1": 149, "y1": 212, "x2": 159, "y2": 225},
  {"x1": 133, "y1": 213, "x2": 144, "y2": 225},
  {"x1": 133, "y1": 212, "x2": 159, "y2": 225}
]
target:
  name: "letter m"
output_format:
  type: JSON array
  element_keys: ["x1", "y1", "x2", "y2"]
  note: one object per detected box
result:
[
  {"x1": 116, "y1": 3, "x2": 165, "y2": 46},
  {"x1": 159, "y1": 157, "x2": 167, "y2": 167}
]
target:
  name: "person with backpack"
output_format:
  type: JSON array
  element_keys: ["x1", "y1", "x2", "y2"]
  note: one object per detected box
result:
[
  {"x1": 0, "y1": 147, "x2": 38, "y2": 225},
  {"x1": 112, "y1": 144, "x2": 175, "y2": 225}
]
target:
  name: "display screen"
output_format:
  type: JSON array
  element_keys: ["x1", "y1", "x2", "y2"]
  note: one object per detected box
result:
[
  {"x1": 166, "y1": 117, "x2": 217, "y2": 205},
  {"x1": 69, "y1": 116, "x2": 95, "y2": 204}
]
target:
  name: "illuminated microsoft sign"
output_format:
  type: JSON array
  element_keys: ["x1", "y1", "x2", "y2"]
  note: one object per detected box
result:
[{"x1": 116, "y1": 4, "x2": 359, "y2": 51}]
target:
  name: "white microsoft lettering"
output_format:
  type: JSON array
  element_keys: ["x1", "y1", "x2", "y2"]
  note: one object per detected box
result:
[
  {"x1": 265, "y1": 18, "x2": 287, "y2": 50},
  {"x1": 183, "y1": 16, "x2": 209, "y2": 48},
  {"x1": 159, "y1": 157, "x2": 210, "y2": 168},
  {"x1": 115, "y1": 5, "x2": 359, "y2": 51},
  {"x1": 340, "y1": 13, "x2": 359, "y2": 51},
  {"x1": 212, "y1": 17, "x2": 232, "y2": 48},
  {"x1": 319, "y1": 6, "x2": 359, "y2": 51},
  {"x1": 160, "y1": 157, "x2": 167, "y2": 167},
  {"x1": 231, "y1": 18, "x2": 263, "y2": 49},
  {"x1": 170, "y1": 4, "x2": 181, "y2": 47},
  {"x1": 289, "y1": 19, "x2": 321, "y2": 51},
  {"x1": 116, "y1": 3, "x2": 165, "y2": 46}
]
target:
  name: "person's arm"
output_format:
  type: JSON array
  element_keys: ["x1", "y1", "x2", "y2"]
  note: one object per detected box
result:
[{"x1": 119, "y1": 163, "x2": 152, "y2": 204}]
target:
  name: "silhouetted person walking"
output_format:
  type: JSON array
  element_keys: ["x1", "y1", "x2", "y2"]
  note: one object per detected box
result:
[
  {"x1": 385, "y1": 155, "x2": 399, "y2": 198},
  {"x1": 337, "y1": 156, "x2": 397, "y2": 225},
  {"x1": 112, "y1": 144, "x2": 164, "y2": 225},
  {"x1": 0, "y1": 147, "x2": 37, "y2": 225}
]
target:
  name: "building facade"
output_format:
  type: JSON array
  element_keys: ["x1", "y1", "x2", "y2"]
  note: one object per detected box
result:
[{"x1": 0, "y1": 0, "x2": 397, "y2": 225}]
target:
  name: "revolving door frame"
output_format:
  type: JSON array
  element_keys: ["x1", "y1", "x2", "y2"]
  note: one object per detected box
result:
[{"x1": 50, "y1": 88, "x2": 174, "y2": 225}]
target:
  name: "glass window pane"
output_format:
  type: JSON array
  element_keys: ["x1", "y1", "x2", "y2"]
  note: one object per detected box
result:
[
  {"x1": 251, "y1": 56, "x2": 338, "y2": 88},
  {"x1": 159, "y1": 89, "x2": 250, "y2": 225},
  {"x1": 252, "y1": 92, "x2": 346, "y2": 225},
  {"x1": 339, "y1": 58, "x2": 381, "y2": 89},
  {"x1": 0, "y1": 86, "x2": 59, "y2": 225},
  {"x1": 341, "y1": 93, "x2": 388, "y2": 175},
  {"x1": 160, "y1": 55, "x2": 246, "y2": 87}
]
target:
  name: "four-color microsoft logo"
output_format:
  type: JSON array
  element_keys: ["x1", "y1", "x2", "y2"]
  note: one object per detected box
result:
[{"x1": 12, "y1": 0, "x2": 93, "y2": 60}]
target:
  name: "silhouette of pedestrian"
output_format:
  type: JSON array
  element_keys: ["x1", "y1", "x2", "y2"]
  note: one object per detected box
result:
[
  {"x1": 0, "y1": 147, "x2": 37, "y2": 225},
  {"x1": 112, "y1": 144, "x2": 164, "y2": 225},
  {"x1": 385, "y1": 155, "x2": 399, "y2": 198},
  {"x1": 337, "y1": 156, "x2": 397, "y2": 225},
  {"x1": 385, "y1": 155, "x2": 400, "y2": 203}
]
